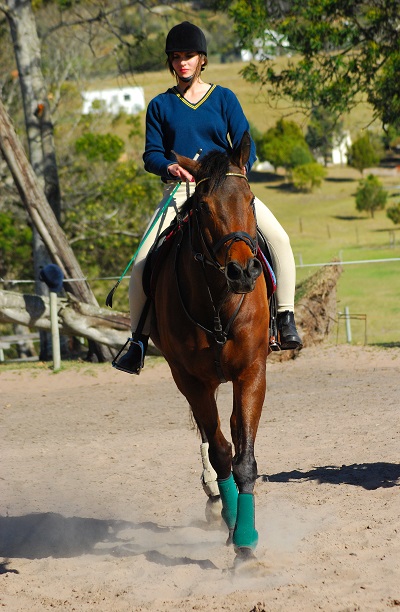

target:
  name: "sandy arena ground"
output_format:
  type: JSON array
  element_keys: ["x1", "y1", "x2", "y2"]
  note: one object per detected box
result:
[{"x1": 1, "y1": 344, "x2": 399, "y2": 611}]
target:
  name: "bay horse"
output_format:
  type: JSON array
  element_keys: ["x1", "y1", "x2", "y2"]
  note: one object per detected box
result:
[{"x1": 150, "y1": 132, "x2": 270, "y2": 557}]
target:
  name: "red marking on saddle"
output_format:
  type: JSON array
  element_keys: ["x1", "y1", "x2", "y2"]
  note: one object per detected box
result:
[{"x1": 257, "y1": 247, "x2": 277, "y2": 297}]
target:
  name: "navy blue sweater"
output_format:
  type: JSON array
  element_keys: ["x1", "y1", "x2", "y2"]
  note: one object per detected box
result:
[{"x1": 143, "y1": 84, "x2": 257, "y2": 180}]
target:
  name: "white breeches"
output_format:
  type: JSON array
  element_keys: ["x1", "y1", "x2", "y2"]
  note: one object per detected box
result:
[{"x1": 128, "y1": 181, "x2": 296, "y2": 334}]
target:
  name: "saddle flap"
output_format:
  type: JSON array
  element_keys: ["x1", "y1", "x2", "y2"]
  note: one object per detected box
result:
[{"x1": 142, "y1": 218, "x2": 183, "y2": 298}]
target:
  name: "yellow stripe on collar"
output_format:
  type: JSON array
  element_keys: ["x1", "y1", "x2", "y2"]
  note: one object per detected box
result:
[{"x1": 173, "y1": 84, "x2": 216, "y2": 109}]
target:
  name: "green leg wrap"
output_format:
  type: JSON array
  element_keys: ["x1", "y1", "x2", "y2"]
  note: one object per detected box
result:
[
  {"x1": 233, "y1": 493, "x2": 259, "y2": 551},
  {"x1": 217, "y1": 474, "x2": 238, "y2": 530}
]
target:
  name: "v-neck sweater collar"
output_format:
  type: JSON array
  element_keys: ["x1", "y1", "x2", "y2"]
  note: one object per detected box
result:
[{"x1": 171, "y1": 84, "x2": 216, "y2": 109}]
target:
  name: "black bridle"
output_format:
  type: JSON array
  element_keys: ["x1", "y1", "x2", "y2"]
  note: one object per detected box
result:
[
  {"x1": 174, "y1": 172, "x2": 258, "y2": 382},
  {"x1": 192, "y1": 173, "x2": 258, "y2": 276}
]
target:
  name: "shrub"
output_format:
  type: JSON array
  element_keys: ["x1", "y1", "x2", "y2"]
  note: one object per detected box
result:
[
  {"x1": 75, "y1": 133, "x2": 125, "y2": 162},
  {"x1": 386, "y1": 203, "x2": 400, "y2": 225},
  {"x1": 290, "y1": 145, "x2": 314, "y2": 168},
  {"x1": 355, "y1": 174, "x2": 387, "y2": 217},
  {"x1": 348, "y1": 133, "x2": 384, "y2": 174},
  {"x1": 292, "y1": 163, "x2": 327, "y2": 192},
  {"x1": 256, "y1": 119, "x2": 313, "y2": 172}
]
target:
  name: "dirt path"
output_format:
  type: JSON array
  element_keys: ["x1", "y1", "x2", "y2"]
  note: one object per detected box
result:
[{"x1": 1, "y1": 345, "x2": 399, "y2": 611}]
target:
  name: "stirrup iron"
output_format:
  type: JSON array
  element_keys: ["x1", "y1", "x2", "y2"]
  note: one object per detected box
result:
[{"x1": 112, "y1": 337, "x2": 145, "y2": 374}]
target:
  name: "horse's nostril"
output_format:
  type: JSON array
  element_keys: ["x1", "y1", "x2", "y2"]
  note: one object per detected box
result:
[
  {"x1": 248, "y1": 258, "x2": 262, "y2": 280},
  {"x1": 225, "y1": 261, "x2": 242, "y2": 281}
]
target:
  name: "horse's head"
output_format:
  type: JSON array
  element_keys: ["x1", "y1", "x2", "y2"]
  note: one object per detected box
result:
[{"x1": 174, "y1": 132, "x2": 262, "y2": 294}]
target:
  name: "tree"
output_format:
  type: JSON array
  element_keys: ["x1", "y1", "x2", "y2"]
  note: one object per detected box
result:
[
  {"x1": 0, "y1": 99, "x2": 114, "y2": 361},
  {"x1": 289, "y1": 144, "x2": 314, "y2": 168},
  {"x1": 306, "y1": 107, "x2": 344, "y2": 166},
  {"x1": 355, "y1": 174, "x2": 387, "y2": 218},
  {"x1": 382, "y1": 124, "x2": 400, "y2": 151},
  {"x1": 0, "y1": 0, "x2": 162, "y2": 360},
  {"x1": 2, "y1": 0, "x2": 63, "y2": 359},
  {"x1": 0, "y1": 287, "x2": 132, "y2": 349},
  {"x1": 292, "y1": 162, "x2": 327, "y2": 192},
  {"x1": 256, "y1": 118, "x2": 313, "y2": 173},
  {"x1": 63, "y1": 131, "x2": 159, "y2": 277},
  {"x1": 216, "y1": 0, "x2": 400, "y2": 126},
  {"x1": 348, "y1": 133, "x2": 383, "y2": 175},
  {"x1": 0, "y1": 212, "x2": 32, "y2": 280},
  {"x1": 386, "y1": 203, "x2": 400, "y2": 226}
]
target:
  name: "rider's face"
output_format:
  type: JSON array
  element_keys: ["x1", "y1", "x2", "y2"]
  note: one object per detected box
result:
[{"x1": 171, "y1": 52, "x2": 203, "y2": 80}]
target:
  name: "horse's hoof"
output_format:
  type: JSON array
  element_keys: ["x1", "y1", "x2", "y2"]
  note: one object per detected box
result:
[
  {"x1": 233, "y1": 551, "x2": 269, "y2": 577},
  {"x1": 234, "y1": 546, "x2": 256, "y2": 561},
  {"x1": 205, "y1": 496, "x2": 222, "y2": 524},
  {"x1": 233, "y1": 548, "x2": 258, "y2": 573}
]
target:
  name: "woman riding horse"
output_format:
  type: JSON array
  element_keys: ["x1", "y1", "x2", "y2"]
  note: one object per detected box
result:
[{"x1": 113, "y1": 21, "x2": 302, "y2": 375}]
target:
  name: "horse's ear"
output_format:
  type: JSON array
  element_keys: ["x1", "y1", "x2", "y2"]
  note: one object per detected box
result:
[
  {"x1": 172, "y1": 151, "x2": 201, "y2": 179},
  {"x1": 231, "y1": 131, "x2": 251, "y2": 170}
]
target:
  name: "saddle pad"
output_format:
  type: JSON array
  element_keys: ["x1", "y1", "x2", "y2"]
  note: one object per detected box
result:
[{"x1": 142, "y1": 219, "x2": 183, "y2": 298}]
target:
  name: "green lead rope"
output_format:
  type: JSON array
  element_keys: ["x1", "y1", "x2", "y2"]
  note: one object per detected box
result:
[{"x1": 105, "y1": 181, "x2": 182, "y2": 308}]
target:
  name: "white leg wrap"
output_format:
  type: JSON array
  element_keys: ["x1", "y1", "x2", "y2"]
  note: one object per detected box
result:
[{"x1": 200, "y1": 442, "x2": 220, "y2": 498}]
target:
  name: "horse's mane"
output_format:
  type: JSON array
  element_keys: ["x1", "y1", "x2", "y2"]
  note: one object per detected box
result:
[
  {"x1": 197, "y1": 150, "x2": 232, "y2": 193},
  {"x1": 179, "y1": 149, "x2": 233, "y2": 217}
]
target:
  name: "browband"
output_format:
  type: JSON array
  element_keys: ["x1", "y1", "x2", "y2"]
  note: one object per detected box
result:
[{"x1": 196, "y1": 172, "x2": 249, "y2": 188}]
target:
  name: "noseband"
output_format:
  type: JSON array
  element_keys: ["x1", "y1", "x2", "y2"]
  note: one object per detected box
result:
[{"x1": 193, "y1": 173, "x2": 258, "y2": 273}]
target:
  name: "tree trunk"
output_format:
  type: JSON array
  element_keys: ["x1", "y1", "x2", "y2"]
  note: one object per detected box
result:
[
  {"x1": 0, "y1": 289, "x2": 130, "y2": 348},
  {"x1": 5, "y1": 0, "x2": 61, "y2": 221},
  {"x1": 0, "y1": 99, "x2": 114, "y2": 362},
  {"x1": 5, "y1": 0, "x2": 62, "y2": 359}
]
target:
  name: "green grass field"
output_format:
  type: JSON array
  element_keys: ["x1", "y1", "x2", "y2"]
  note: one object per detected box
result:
[
  {"x1": 249, "y1": 165, "x2": 400, "y2": 346},
  {"x1": 83, "y1": 63, "x2": 400, "y2": 346}
]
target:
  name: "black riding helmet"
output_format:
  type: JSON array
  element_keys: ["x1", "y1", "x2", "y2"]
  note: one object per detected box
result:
[{"x1": 165, "y1": 22, "x2": 207, "y2": 56}]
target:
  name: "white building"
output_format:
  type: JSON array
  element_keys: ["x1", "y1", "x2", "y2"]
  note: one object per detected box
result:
[
  {"x1": 241, "y1": 30, "x2": 290, "y2": 61},
  {"x1": 331, "y1": 130, "x2": 352, "y2": 165},
  {"x1": 82, "y1": 86, "x2": 145, "y2": 115}
]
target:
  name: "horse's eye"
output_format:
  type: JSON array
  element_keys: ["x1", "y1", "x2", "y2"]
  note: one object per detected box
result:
[{"x1": 199, "y1": 201, "x2": 211, "y2": 214}]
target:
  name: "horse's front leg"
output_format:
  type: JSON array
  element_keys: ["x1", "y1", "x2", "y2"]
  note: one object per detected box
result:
[
  {"x1": 170, "y1": 368, "x2": 234, "y2": 522},
  {"x1": 230, "y1": 362, "x2": 266, "y2": 554}
]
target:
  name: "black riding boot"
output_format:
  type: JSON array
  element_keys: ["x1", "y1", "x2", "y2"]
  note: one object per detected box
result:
[
  {"x1": 277, "y1": 311, "x2": 303, "y2": 350},
  {"x1": 112, "y1": 334, "x2": 149, "y2": 375}
]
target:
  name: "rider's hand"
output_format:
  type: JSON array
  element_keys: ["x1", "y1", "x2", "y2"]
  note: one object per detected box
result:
[{"x1": 167, "y1": 163, "x2": 195, "y2": 182}]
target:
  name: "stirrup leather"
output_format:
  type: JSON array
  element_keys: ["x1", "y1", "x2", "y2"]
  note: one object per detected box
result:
[{"x1": 269, "y1": 294, "x2": 281, "y2": 352}]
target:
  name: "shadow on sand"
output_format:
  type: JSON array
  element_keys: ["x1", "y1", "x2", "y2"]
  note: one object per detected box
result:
[
  {"x1": 0, "y1": 512, "x2": 218, "y2": 572},
  {"x1": 262, "y1": 462, "x2": 400, "y2": 490}
]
